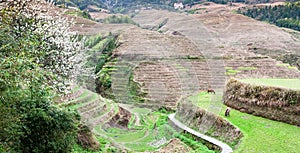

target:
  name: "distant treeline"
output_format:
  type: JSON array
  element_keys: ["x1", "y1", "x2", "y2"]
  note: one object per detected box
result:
[
  {"x1": 53, "y1": 0, "x2": 104, "y2": 10},
  {"x1": 100, "y1": 15, "x2": 137, "y2": 25},
  {"x1": 206, "y1": 0, "x2": 272, "y2": 5},
  {"x1": 239, "y1": 2, "x2": 300, "y2": 31},
  {"x1": 54, "y1": 0, "x2": 300, "y2": 17},
  {"x1": 53, "y1": 0, "x2": 176, "y2": 11},
  {"x1": 54, "y1": 0, "x2": 297, "y2": 13}
]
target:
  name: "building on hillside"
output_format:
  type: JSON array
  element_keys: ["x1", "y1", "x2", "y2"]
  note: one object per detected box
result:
[{"x1": 174, "y1": 2, "x2": 184, "y2": 9}]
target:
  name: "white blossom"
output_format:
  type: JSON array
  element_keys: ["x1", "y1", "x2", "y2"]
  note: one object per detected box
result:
[{"x1": 1, "y1": 0, "x2": 95, "y2": 93}]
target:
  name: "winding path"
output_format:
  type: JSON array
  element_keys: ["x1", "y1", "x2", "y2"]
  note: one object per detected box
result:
[{"x1": 168, "y1": 113, "x2": 233, "y2": 153}]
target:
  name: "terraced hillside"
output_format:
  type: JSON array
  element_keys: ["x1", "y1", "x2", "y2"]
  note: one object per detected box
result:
[
  {"x1": 75, "y1": 23, "x2": 135, "y2": 35},
  {"x1": 87, "y1": 8, "x2": 298, "y2": 112},
  {"x1": 74, "y1": 6, "x2": 300, "y2": 104},
  {"x1": 64, "y1": 3, "x2": 300, "y2": 152},
  {"x1": 86, "y1": 6, "x2": 300, "y2": 126},
  {"x1": 59, "y1": 86, "x2": 114, "y2": 127},
  {"x1": 60, "y1": 85, "x2": 216, "y2": 152},
  {"x1": 133, "y1": 9, "x2": 300, "y2": 79},
  {"x1": 110, "y1": 27, "x2": 209, "y2": 108},
  {"x1": 193, "y1": 2, "x2": 300, "y2": 68}
]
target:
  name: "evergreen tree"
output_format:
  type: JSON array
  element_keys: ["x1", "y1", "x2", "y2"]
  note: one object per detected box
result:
[{"x1": 239, "y1": 2, "x2": 300, "y2": 31}]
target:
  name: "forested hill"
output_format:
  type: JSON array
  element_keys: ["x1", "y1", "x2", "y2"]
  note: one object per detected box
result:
[
  {"x1": 238, "y1": 1, "x2": 300, "y2": 31},
  {"x1": 53, "y1": 0, "x2": 177, "y2": 10},
  {"x1": 53, "y1": 0, "x2": 290, "y2": 12}
]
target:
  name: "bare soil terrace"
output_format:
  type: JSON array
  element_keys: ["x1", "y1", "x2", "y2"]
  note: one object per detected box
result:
[
  {"x1": 62, "y1": 3, "x2": 300, "y2": 152},
  {"x1": 82, "y1": 5, "x2": 300, "y2": 107}
]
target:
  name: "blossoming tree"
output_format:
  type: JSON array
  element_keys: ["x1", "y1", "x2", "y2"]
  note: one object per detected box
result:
[{"x1": 0, "y1": 0, "x2": 92, "y2": 151}]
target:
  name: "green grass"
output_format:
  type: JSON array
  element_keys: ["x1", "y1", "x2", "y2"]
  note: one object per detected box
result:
[
  {"x1": 77, "y1": 102, "x2": 217, "y2": 152},
  {"x1": 190, "y1": 92, "x2": 212, "y2": 109},
  {"x1": 67, "y1": 90, "x2": 89, "y2": 102},
  {"x1": 59, "y1": 90, "x2": 90, "y2": 107},
  {"x1": 191, "y1": 92, "x2": 300, "y2": 153},
  {"x1": 231, "y1": 10, "x2": 238, "y2": 14},
  {"x1": 70, "y1": 86, "x2": 81, "y2": 93},
  {"x1": 67, "y1": 89, "x2": 217, "y2": 152},
  {"x1": 276, "y1": 63, "x2": 299, "y2": 70},
  {"x1": 225, "y1": 67, "x2": 257, "y2": 76},
  {"x1": 225, "y1": 67, "x2": 240, "y2": 76},
  {"x1": 288, "y1": 66, "x2": 298, "y2": 70},
  {"x1": 131, "y1": 107, "x2": 152, "y2": 114},
  {"x1": 69, "y1": 94, "x2": 98, "y2": 110},
  {"x1": 127, "y1": 114, "x2": 135, "y2": 129},
  {"x1": 124, "y1": 125, "x2": 173, "y2": 152},
  {"x1": 173, "y1": 63, "x2": 188, "y2": 71},
  {"x1": 72, "y1": 136, "x2": 121, "y2": 153},
  {"x1": 176, "y1": 133, "x2": 216, "y2": 153},
  {"x1": 237, "y1": 67, "x2": 257, "y2": 71},
  {"x1": 93, "y1": 111, "x2": 166, "y2": 151},
  {"x1": 93, "y1": 110, "x2": 214, "y2": 152},
  {"x1": 240, "y1": 78, "x2": 300, "y2": 90},
  {"x1": 111, "y1": 130, "x2": 147, "y2": 143},
  {"x1": 72, "y1": 143, "x2": 96, "y2": 153},
  {"x1": 185, "y1": 8, "x2": 206, "y2": 14},
  {"x1": 276, "y1": 63, "x2": 290, "y2": 67},
  {"x1": 189, "y1": 91, "x2": 223, "y2": 110},
  {"x1": 64, "y1": 8, "x2": 91, "y2": 20},
  {"x1": 222, "y1": 109, "x2": 300, "y2": 153}
]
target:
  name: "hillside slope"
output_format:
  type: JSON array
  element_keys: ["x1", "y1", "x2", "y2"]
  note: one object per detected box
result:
[
  {"x1": 82, "y1": 7, "x2": 300, "y2": 109},
  {"x1": 133, "y1": 9, "x2": 300, "y2": 79}
]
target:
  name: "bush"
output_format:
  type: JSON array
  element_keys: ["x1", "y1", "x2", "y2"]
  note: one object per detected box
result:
[
  {"x1": 20, "y1": 105, "x2": 79, "y2": 152},
  {"x1": 101, "y1": 15, "x2": 137, "y2": 25}
]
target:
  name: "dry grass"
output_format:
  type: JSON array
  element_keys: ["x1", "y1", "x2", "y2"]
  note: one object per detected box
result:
[
  {"x1": 132, "y1": 8, "x2": 300, "y2": 79},
  {"x1": 191, "y1": 4, "x2": 300, "y2": 55},
  {"x1": 134, "y1": 5, "x2": 300, "y2": 57}
]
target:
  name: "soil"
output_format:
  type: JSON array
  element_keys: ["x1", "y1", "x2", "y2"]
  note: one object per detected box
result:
[{"x1": 154, "y1": 138, "x2": 191, "y2": 153}]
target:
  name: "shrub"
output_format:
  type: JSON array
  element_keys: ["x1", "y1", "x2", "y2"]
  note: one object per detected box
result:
[
  {"x1": 20, "y1": 105, "x2": 79, "y2": 152},
  {"x1": 101, "y1": 15, "x2": 137, "y2": 25}
]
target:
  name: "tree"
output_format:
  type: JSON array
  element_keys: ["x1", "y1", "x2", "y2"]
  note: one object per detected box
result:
[
  {"x1": 0, "y1": 0, "x2": 89, "y2": 152},
  {"x1": 239, "y1": 2, "x2": 300, "y2": 31}
]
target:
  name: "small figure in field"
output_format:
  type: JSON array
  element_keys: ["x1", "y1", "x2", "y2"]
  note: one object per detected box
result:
[
  {"x1": 207, "y1": 89, "x2": 215, "y2": 94},
  {"x1": 225, "y1": 107, "x2": 231, "y2": 117}
]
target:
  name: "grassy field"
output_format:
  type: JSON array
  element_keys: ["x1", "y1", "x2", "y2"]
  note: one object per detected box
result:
[
  {"x1": 190, "y1": 86, "x2": 300, "y2": 153},
  {"x1": 240, "y1": 78, "x2": 300, "y2": 90},
  {"x1": 131, "y1": 107, "x2": 152, "y2": 114},
  {"x1": 62, "y1": 86, "x2": 214, "y2": 153},
  {"x1": 71, "y1": 77, "x2": 300, "y2": 152},
  {"x1": 222, "y1": 108, "x2": 300, "y2": 153},
  {"x1": 79, "y1": 106, "x2": 216, "y2": 152},
  {"x1": 190, "y1": 92, "x2": 216, "y2": 110}
]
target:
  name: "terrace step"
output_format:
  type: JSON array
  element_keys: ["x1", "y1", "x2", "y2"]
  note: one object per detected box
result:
[
  {"x1": 57, "y1": 86, "x2": 85, "y2": 103},
  {"x1": 81, "y1": 103, "x2": 108, "y2": 119},
  {"x1": 88, "y1": 103, "x2": 118, "y2": 128},
  {"x1": 61, "y1": 90, "x2": 94, "y2": 107},
  {"x1": 78, "y1": 97, "x2": 103, "y2": 113}
]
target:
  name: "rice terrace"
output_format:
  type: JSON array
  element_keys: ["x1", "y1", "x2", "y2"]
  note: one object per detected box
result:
[{"x1": 1, "y1": 0, "x2": 300, "y2": 153}]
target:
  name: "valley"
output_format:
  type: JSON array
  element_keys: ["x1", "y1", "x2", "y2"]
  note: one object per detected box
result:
[
  {"x1": 67, "y1": 2, "x2": 300, "y2": 152},
  {"x1": 1, "y1": 0, "x2": 300, "y2": 152}
]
